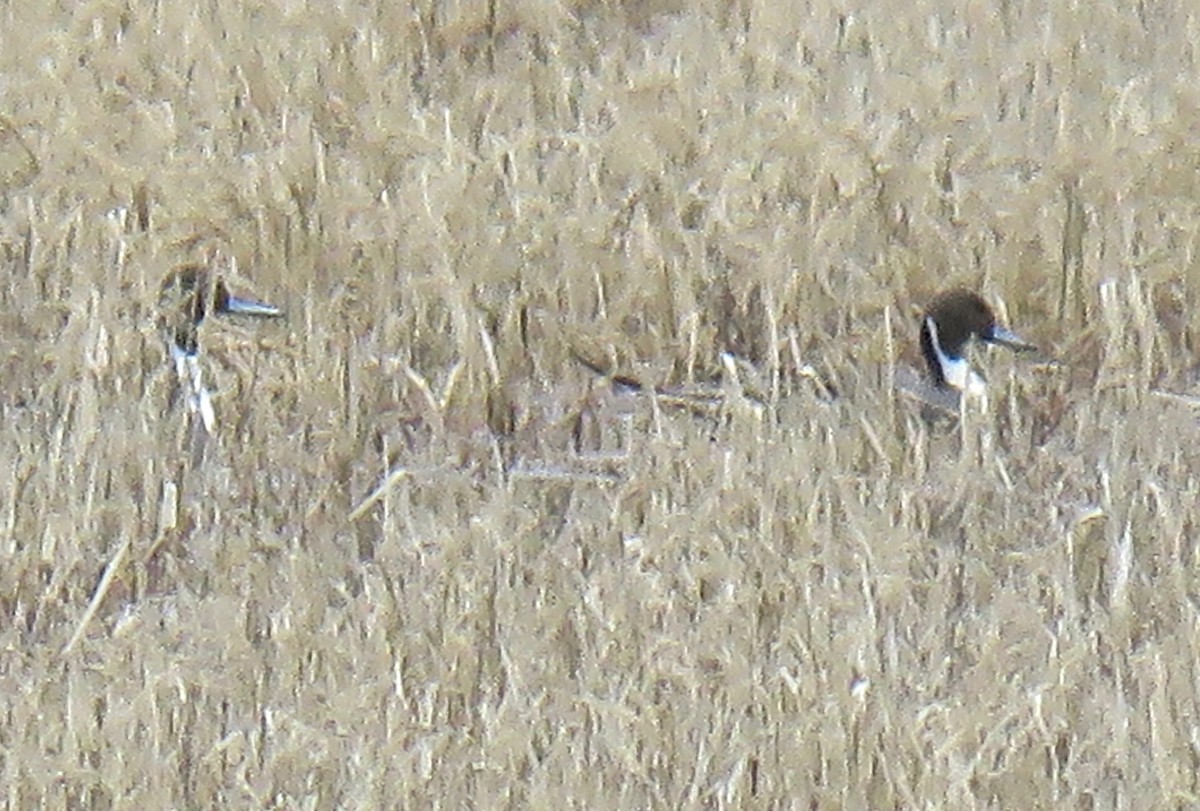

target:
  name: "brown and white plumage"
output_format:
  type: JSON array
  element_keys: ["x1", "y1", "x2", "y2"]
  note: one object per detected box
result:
[{"x1": 159, "y1": 264, "x2": 283, "y2": 436}]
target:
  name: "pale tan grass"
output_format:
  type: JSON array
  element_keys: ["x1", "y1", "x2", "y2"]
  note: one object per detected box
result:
[{"x1": 3, "y1": 0, "x2": 1200, "y2": 807}]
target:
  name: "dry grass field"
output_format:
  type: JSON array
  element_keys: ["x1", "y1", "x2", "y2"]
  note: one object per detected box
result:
[{"x1": 3, "y1": 0, "x2": 1200, "y2": 807}]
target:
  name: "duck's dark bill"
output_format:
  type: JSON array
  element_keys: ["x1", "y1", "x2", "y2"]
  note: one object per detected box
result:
[
  {"x1": 984, "y1": 324, "x2": 1035, "y2": 352},
  {"x1": 222, "y1": 295, "x2": 283, "y2": 318}
]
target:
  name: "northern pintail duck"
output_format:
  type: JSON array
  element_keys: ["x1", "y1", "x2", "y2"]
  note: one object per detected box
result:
[
  {"x1": 159, "y1": 264, "x2": 283, "y2": 434},
  {"x1": 918, "y1": 288, "x2": 1035, "y2": 401}
]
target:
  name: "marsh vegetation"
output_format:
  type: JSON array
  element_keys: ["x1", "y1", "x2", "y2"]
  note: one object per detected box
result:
[{"x1": 2, "y1": 0, "x2": 1199, "y2": 807}]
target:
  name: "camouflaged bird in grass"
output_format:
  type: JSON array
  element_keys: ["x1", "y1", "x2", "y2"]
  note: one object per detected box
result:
[{"x1": 158, "y1": 264, "x2": 283, "y2": 438}]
